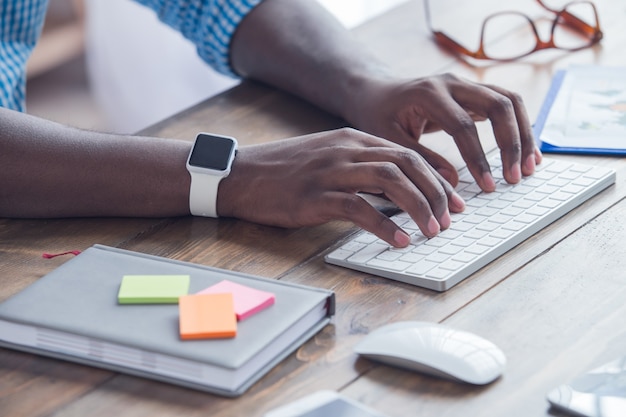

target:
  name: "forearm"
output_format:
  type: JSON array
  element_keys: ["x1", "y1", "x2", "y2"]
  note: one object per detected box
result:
[
  {"x1": 0, "y1": 108, "x2": 191, "y2": 218},
  {"x1": 230, "y1": 0, "x2": 390, "y2": 126}
]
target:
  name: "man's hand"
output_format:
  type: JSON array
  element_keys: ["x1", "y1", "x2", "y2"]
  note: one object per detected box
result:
[
  {"x1": 345, "y1": 73, "x2": 543, "y2": 192},
  {"x1": 218, "y1": 128, "x2": 466, "y2": 247}
]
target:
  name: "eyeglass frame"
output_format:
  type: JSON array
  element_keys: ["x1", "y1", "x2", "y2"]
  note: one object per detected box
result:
[{"x1": 423, "y1": 0, "x2": 604, "y2": 61}]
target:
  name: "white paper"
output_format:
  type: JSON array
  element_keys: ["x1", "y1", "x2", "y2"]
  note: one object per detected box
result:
[{"x1": 540, "y1": 66, "x2": 626, "y2": 150}]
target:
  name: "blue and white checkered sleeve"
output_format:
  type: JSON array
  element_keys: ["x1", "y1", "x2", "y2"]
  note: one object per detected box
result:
[
  {"x1": 135, "y1": 0, "x2": 264, "y2": 77},
  {"x1": 0, "y1": 0, "x2": 48, "y2": 111}
]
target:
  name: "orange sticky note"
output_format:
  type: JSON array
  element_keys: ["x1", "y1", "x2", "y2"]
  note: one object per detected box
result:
[
  {"x1": 179, "y1": 293, "x2": 237, "y2": 340},
  {"x1": 197, "y1": 280, "x2": 275, "y2": 321}
]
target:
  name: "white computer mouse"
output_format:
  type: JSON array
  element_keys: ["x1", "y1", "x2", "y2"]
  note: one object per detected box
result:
[{"x1": 354, "y1": 321, "x2": 506, "y2": 385}]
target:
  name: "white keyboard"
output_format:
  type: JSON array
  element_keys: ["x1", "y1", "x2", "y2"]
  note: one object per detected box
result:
[{"x1": 325, "y1": 156, "x2": 616, "y2": 291}]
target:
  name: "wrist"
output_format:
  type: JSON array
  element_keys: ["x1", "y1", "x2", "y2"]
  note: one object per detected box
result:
[
  {"x1": 342, "y1": 75, "x2": 393, "y2": 131},
  {"x1": 215, "y1": 147, "x2": 252, "y2": 220},
  {"x1": 186, "y1": 133, "x2": 238, "y2": 217}
]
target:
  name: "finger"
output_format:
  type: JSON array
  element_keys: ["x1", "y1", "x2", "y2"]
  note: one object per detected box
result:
[
  {"x1": 332, "y1": 134, "x2": 464, "y2": 229},
  {"x1": 441, "y1": 82, "x2": 525, "y2": 187},
  {"x1": 321, "y1": 191, "x2": 412, "y2": 247},
  {"x1": 381, "y1": 119, "x2": 461, "y2": 189},
  {"x1": 330, "y1": 143, "x2": 462, "y2": 236},
  {"x1": 487, "y1": 85, "x2": 541, "y2": 177},
  {"x1": 334, "y1": 159, "x2": 445, "y2": 237},
  {"x1": 419, "y1": 91, "x2": 495, "y2": 192},
  {"x1": 414, "y1": 142, "x2": 460, "y2": 189},
  {"x1": 366, "y1": 146, "x2": 465, "y2": 216},
  {"x1": 348, "y1": 146, "x2": 447, "y2": 201},
  {"x1": 417, "y1": 154, "x2": 466, "y2": 215},
  {"x1": 378, "y1": 139, "x2": 465, "y2": 214}
]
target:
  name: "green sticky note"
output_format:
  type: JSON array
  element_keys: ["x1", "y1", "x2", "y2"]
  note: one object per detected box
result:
[{"x1": 118, "y1": 275, "x2": 190, "y2": 304}]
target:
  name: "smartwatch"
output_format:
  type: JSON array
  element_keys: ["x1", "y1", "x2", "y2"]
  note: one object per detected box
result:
[{"x1": 186, "y1": 133, "x2": 238, "y2": 217}]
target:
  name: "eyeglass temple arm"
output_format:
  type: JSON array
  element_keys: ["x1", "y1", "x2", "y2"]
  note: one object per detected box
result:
[
  {"x1": 431, "y1": 31, "x2": 486, "y2": 59},
  {"x1": 559, "y1": 9, "x2": 603, "y2": 39},
  {"x1": 423, "y1": 0, "x2": 434, "y2": 31},
  {"x1": 423, "y1": 0, "x2": 486, "y2": 59},
  {"x1": 537, "y1": 0, "x2": 603, "y2": 40}
]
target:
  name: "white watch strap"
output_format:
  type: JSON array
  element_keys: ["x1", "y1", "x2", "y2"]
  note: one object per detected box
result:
[{"x1": 189, "y1": 172, "x2": 222, "y2": 217}]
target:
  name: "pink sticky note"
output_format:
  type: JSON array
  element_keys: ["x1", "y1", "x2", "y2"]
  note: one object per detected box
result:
[{"x1": 197, "y1": 280, "x2": 275, "y2": 321}]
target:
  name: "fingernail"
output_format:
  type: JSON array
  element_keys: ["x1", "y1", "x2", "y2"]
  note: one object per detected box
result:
[
  {"x1": 427, "y1": 216, "x2": 440, "y2": 236},
  {"x1": 525, "y1": 154, "x2": 536, "y2": 173},
  {"x1": 483, "y1": 172, "x2": 496, "y2": 191},
  {"x1": 510, "y1": 163, "x2": 522, "y2": 183},
  {"x1": 394, "y1": 230, "x2": 411, "y2": 247},
  {"x1": 439, "y1": 211, "x2": 451, "y2": 230},
  {"x1": 450, "y1": 191, "x2": 465, "y2": 211}
]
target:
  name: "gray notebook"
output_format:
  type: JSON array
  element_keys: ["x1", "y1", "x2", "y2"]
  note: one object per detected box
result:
[{"x1": 0, "y1": 245, "x2": 335, "y2": 397}]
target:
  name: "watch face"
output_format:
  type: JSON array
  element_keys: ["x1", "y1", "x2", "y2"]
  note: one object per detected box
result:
[{"x1": 188, "y1": 134, "x2": 236, "y2": 171}]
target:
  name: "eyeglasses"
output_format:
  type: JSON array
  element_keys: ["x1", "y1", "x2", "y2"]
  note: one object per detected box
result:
[{"x1": 424, "y1": 0, "x2": 603, "y2": 61}]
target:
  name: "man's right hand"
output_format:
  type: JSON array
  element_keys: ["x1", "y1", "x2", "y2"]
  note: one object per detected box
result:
[{"x1": 217, "y1": 128, "x2": 466, "y2": 247}]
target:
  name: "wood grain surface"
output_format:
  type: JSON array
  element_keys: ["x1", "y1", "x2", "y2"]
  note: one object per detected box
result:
[{"x1": 2, "y1": 1, "x2": 625, "y2": 416}]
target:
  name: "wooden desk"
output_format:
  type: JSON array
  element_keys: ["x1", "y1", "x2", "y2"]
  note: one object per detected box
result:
[{"x1": 2, "y1": 1, "x2": 626, "y2": 416}]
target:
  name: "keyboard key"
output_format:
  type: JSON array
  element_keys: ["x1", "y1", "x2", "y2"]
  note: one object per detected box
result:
[
  {"x1": 438, "y1": 229, "x2": 463, "y2": 240},
  {"x1": 502, "y1": 221, "x2": 527, "y2": 232},
  {"x1": 413, "y1": 245, "x2": 439, "y2": 255},
  {"x1": 523, "y1": 178, "x2": 544, "y2": 187},
  {"x1": 490, "y1": 229, "x2": 514, "y2": 240},
  {"x1": 513, "y1": 213, "x2": 538, "y2": 224},
  {"x1": 562, "y1": 184, "x2": 585, "y2": 194},
  {"x1": 534, "y1": 170, "x2": 558, "y2": 180},
  {"x1": 426, "y1": 268, "x2": 453, "y2": 280},
  {"x1": 453, "y1": 252, "x2": 477, "y2": 263},
  {"x1": 465, "y1": 244, "x2": 489, "y2": 255},
  {"x1": 466, "y1": 198, "x2": 490, "y2": 208},
  {"x1": 355, "y1": 233, "x2": 379, "y2": 244},
  {"x1": 376, "y1": 250, "x2": 403, "y2": 262},
  {"x1": 475, "y1": 207, "x2": 499, "y2": 217},
  {"x1": 439, "y1": 260, "x2": 465, "y2": 271},
  {"x1": 343, "y1": 241, "x2": 367, "y2": 252},
  {"x1": 450, "y1": 221, "x2": 474, "y2": 232},
  {"x1": 500, "y1": 206, "x2": 524, "y2": 216},
  {"x1": 476, "y1": 222, "x2": 500, "y2": 232},
  {"x1": 326, "y1": 248, "x2": 353, "y2": 261},
  {"x1": 511, "y1": 184, "x2": 534, "y2": 195},
  {"x1": 536, "y1": 184, "x2": 560, "y2": 194},
  {"x1": 526, "y1": 206, "x2": 550, "y2": 217},
  {"x1": 538, "y1": 199, "x2": 561, "y2": 209},
  {"x1": 512, "y1": 199, "x2": 535, "y2": 209},
  {"x1": 347, "y1": 243, "x2": 388, "y2": 264},
  {"x1": 584, "y1": 168, "x2": 612, "y2": 180},
  {"x1": 367, "y1": 258, "x2": 412, "y2": 272},
  {"x1": 425, "y1": 252, "x2": 451, "y2": 263},
  {"x1": 550, "y1": 191, "x2": 575, "y2": 202},
  {"x1": 399, "y1": 252, "x2": 425, "y2": 263},
  {"x1": 424, "y1": 237, "x2": 448, "y2": 248},
  {"x1": 438, "y1": 244, "x2": 464, "y2": 255},
  {"x1": 449, "y1": 237, "x2": 477, "y2": 248},
  {"x1": 477, "y1": 236, "x2": 503, "y2": 247},
  {"x1": 488, "y1": 214, "x2": 513, "y2": 224},
  {"x1": 499, "y1": 192, "x2": 523, "y2": 202},
  {"x1": 558, "y1": 171, "x2": 581, "y2": 180},
  {"x1": 406, "y1": 260, "x2": 439, "y2": 276},
  {"x1": 550, "y1": 178, "x2": 571, "y2": 187},
  {"x1": 487, "y1": 199, "x2": 510, "y2": 209},
  {"x1": 464, "y1": 229, "x2": 488, "y2": 240}
]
